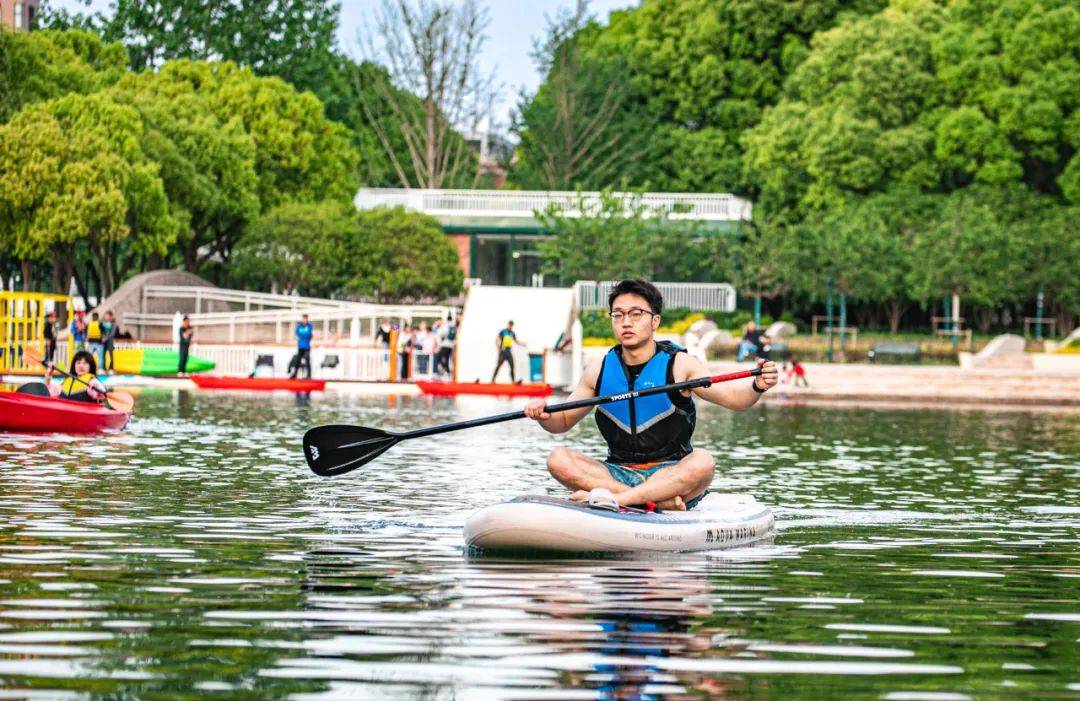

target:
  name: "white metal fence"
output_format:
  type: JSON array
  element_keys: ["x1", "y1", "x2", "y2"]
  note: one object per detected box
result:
[
  {"x1": 112, "y1": 342, "x2": 392, "y2": 381},
  {"x1": 355, "y1": 188, "x2": 753, "y2": 222},
  {"x1": 574, "y1": 281, "x2": 736, "y2": 312}
]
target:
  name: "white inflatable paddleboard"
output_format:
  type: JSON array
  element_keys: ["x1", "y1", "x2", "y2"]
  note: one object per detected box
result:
[{"x1": 464, "y1": 492, "x2": 775, "y2": 553}]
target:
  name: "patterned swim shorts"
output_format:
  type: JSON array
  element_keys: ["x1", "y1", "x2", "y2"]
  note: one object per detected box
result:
[{"x1": 602, "y1": 459, "x2": 706, "y2": 510}]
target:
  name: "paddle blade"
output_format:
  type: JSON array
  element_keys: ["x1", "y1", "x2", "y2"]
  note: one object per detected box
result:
[
  {"x1": 104, "y1": 390, "x2": 135, "y2": 414},
  {"x1": 303, "y1": 424, "x2": 401, "y2": 477},
  {"x1": 22, "y1": 346, "x2": 44, "y2": 367}
]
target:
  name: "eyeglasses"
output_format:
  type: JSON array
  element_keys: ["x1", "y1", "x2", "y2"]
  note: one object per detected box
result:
[{"x1": 609, "y1": 308, "x2": 655, "y2": 322}]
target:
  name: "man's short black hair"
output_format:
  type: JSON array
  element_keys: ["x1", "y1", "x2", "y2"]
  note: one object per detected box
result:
[{"x1": 608, "y1": 279, "x2": 663, "y2": 315}]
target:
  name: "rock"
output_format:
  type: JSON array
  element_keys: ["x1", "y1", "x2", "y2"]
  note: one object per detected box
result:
[
  {"x1": 766, "y1": 321, "x2": 797, "y2": 340},
  {"x1": 971, "y1": 334, "x2": 1029, "y2": 369},
  {"x1": 689, "y1": 319, "x2": 718, "y2": 335}
]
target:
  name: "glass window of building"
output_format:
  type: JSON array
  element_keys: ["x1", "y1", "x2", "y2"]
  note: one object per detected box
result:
[{"x1": 14, "y1": 2, "x2": 23, "y2": 29}]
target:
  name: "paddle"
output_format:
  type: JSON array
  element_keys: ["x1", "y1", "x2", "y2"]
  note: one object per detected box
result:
[
  {"x1": 22, "y1": 347, "x2": 135, "y2": 413},
  {"x1": 304, "y1": 367, "x2": 762, "y2": 477}
]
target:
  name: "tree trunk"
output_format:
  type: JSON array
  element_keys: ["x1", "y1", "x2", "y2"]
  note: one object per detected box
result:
[
  {"x1": 19, "y1": 259, "x2": 33, "y2": 292},
  {"x1": 886, "y1": 300, "x2": 907, "y2": 333}
]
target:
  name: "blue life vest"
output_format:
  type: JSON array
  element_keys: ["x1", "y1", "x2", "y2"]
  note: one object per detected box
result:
[{"x1": 595, "y1": 341, "x2": 695, "y2": 463}]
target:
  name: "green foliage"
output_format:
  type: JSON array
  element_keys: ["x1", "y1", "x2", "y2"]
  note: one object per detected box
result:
[
  {"x1": 0, "y1": 29, "x2": 126, "y2": 123},
  {"x1": 107, "y1": 69, "x2": 261, "y2": 271},
  {"x1": 535, "y1": 191, "x2": 714, "y2": 285},
  {"x1": 515, "y1": 0, "x2": 886, "y2": 192},
  {"x1": 231, "y1": 205, "x2": 463, "y2": 303},
  {"x1": 231, "y1": 201, "x2": 353, "y2": 298},
  {"x1": 346, "y1": 208, "x2": 464, "y2": 302},
  {"x1": 140, "y1": 60, "x2": 358, "y2": 211},
  {"x1": 0, "y1": 92, "x2": 177, "y2": 294},
  {"x1": 741, "y1": 0, "x2": 1080, "y2": 330},
  {"x1": 94, "y1": 0, "x2": 342, "y2": 85}
]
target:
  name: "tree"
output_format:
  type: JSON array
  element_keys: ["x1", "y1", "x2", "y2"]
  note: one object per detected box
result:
[
  {"x1": 0, "y1": 93, "x2": 176, "y2": 299},
  {"x1": 108, "y1": 69, "x2": 261, "y2": 273},
  {"x1": 143, "y1": 60, "x2": 359, "y2": 212},
  {"x1": 906, "y1": 187, "x2": 1029, "y2": 332},
  {"x1": 514, "y1": 0, "x2": 886, "y2": 193},
  {"x1": 231, "y1": 202, "x2": 353, "y2": 297},
  {"x1": 346, "y1": 207, "x2": 464, "y2": 302},
  {"x1": 535, "y1": 191, "x2": 711, "y2": 284},
  {"x1": 232, "y1": 205, "x2": 463, "y2": 302},
  {"x1": 511, "y1": 1, "x2": 647, "y2": 190},
  {"x1": 354, "y1": 0, "x2": 492, "y2": 188},
  {"x1": 92, "y1": 0, "x2": 342, "y2": 91},
  {"x1": 0, "y1": 29, "x2": 126, "y2": 123}
]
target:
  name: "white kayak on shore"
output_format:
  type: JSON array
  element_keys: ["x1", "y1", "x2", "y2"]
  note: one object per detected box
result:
[{"x1": 464, "y1": 492, "x2": 775, "y2": 554}]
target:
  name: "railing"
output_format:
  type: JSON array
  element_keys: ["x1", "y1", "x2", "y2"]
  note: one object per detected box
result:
[
  {"x1": 124, "y1": 299, "x2": 454, "y2": 345},
  {"x1": 114, "y1": 341, "x2": 392, "y2": 381},
  {"x1": 355, "y1": 188, "x2": 753, "y2": 222},
  {"x1": 142, "y1": 285, "x2": 452, "y2": 316},
  {"x1": 575, "y1": 281, "x2": 737, "y2": 312}
]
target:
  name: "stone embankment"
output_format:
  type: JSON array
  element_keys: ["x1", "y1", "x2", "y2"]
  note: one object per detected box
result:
[{"x1": 705, "y1": 361, "x2": 1080, "y2": 409}]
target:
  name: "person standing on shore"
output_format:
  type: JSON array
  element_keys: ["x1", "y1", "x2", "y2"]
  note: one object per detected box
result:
[
  {"x1": 436, "y1": 316, "x2": 456, "y2": 377},
  {"x1": 69, "y1": 311, "x2": 87, "y2": 352},
  {"x1": 397, "y1": 322, "x2": 413, "y2": 381},
  {"x1": 44, "y1": 310, "x2": 59, "y2": 365},
  {"x1": 101, "y1": 310, "x2": 117, "y2": 374},
  {"x1": 291, "y1": 314, "x2": 314, "y2": 379},
  {"x1": 86, "y1": 312, "x2": 102, "y2": 368},
  {"x1": 178, "y1": 316, "x2": 194, "y2": 376},
  {"x1": 492, "y1": 320, "x2": 525, "y2": 383}
]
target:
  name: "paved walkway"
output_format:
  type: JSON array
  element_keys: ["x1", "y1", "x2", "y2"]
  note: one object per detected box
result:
[{"x1": 705, "y1": 361, "x2": 1080, "y2": 409}]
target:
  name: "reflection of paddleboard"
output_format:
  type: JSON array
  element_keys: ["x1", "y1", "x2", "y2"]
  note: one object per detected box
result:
[{"x1": 464, "y1": 493, "x2": 775, "y2": 553}]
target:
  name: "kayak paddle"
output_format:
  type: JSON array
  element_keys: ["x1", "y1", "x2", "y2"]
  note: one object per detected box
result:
[
  {"x1": 21, "y1": 347, "x2": 135, "y2": 413},
  {"x1": 304, "y1": 367, "x2": 762, "y2": 477}
]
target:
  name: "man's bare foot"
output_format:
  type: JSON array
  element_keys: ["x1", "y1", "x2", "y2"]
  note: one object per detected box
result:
[
  {"x1": 655, "y1": 495, "x2": 686, "y2": 511},
  {"x1": 569, "y1": 490, "x2": 589, "y2": 501}
]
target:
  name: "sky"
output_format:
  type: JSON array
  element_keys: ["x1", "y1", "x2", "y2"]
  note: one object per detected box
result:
[{"x1": 49, "y1": 0, "x2": 632, "y2": 126}]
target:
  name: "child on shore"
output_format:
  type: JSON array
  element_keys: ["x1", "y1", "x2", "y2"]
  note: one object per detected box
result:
[{"x1": 783, "y1": 356, "x2": 809, "y2": 387}]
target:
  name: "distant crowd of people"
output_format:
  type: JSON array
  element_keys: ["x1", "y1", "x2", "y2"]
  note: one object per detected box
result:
[
  {"x1": 49, "y1": 309, "x2": 120, "y2": 374},
  {"x1": 377, "y1": 317, "x2": 458, "y2": 381}
]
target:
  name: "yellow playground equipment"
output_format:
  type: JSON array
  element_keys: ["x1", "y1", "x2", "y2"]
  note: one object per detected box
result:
[{"x1": 0, "y1": 292, "x2": 74, "y2": 374}]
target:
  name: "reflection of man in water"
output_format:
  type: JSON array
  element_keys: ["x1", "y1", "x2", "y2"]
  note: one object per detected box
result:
[
  {"x1": 489, "y1": 561, "x2": 713, "y2": 699},
  {"x1": 491, "y1": 320, "x2": 524, "y2": 383}
]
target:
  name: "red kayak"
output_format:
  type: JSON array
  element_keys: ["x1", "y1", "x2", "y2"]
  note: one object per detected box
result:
[
  {"x1": 416, "y1": 381, "x2": 554, "y2": 397},
  {"x1": 190, "y1": 376, "x2": 327, "y2": 392},
  {"x1": 0, "y1": 392, "x2": 130, "y2": 433}
]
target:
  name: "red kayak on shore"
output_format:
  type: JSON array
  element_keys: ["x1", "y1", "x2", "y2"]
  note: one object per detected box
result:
[
  {"x1": 416, "y1": 381, "x2": 554, "y2": 397},
  {"x1": 190, "y1": 376, "x2": 327, "y2": 392},
  {"x1": 0, "y1": 392, "x2": 131, "y2": 433}
]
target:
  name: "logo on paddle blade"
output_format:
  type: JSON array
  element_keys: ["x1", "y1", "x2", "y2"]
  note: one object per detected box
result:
[{"x1": 309, "y1": 445, "x2": 319, "y2": 461}]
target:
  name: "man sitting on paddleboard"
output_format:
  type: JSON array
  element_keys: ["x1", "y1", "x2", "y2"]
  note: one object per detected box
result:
[{"x1": 524, "y1": 279, "x2": 778, "y2": 511}]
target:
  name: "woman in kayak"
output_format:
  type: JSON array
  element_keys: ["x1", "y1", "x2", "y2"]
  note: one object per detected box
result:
[
  {"x1": 21, "y1": 351, "x2": 108, "y2": 403},
  {"x1": 524, "y1": 279, "x2": 778, "y2": 511}
]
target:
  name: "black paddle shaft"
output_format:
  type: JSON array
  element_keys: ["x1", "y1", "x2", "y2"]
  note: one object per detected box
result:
[
  {"x1": 304, "y1": 367, "x2": 763, "y2": 476},
  {"x1": 401, "y1": 367, "x2": 762, "y2": 440}
]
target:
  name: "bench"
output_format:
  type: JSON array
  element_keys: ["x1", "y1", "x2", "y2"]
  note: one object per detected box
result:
[{"x1": 868, "y1": 342, "x2": 921, "y2": 363}]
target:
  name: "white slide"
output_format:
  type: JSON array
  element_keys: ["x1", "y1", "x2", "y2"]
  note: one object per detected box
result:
[
  {"x1": 464, "y1": 492, "x2": 775, "y2": 553},
  {"x1": 456, "y1": 285, "x2": 575, "y2": 384}
]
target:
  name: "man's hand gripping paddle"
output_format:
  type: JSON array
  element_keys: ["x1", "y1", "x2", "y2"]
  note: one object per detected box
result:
[{"x1": 303, "y1": 367, "x2": 762, "y2": 477}]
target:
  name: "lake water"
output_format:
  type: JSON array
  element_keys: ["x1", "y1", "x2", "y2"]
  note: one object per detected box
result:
[{"x1": 1, "y1": 391, "x2": 1077, "y2": 699}]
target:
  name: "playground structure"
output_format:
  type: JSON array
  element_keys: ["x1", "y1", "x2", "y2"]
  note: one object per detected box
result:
[{"x1": 0, "y1": 292, "x2": 74, "y2": 374}]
